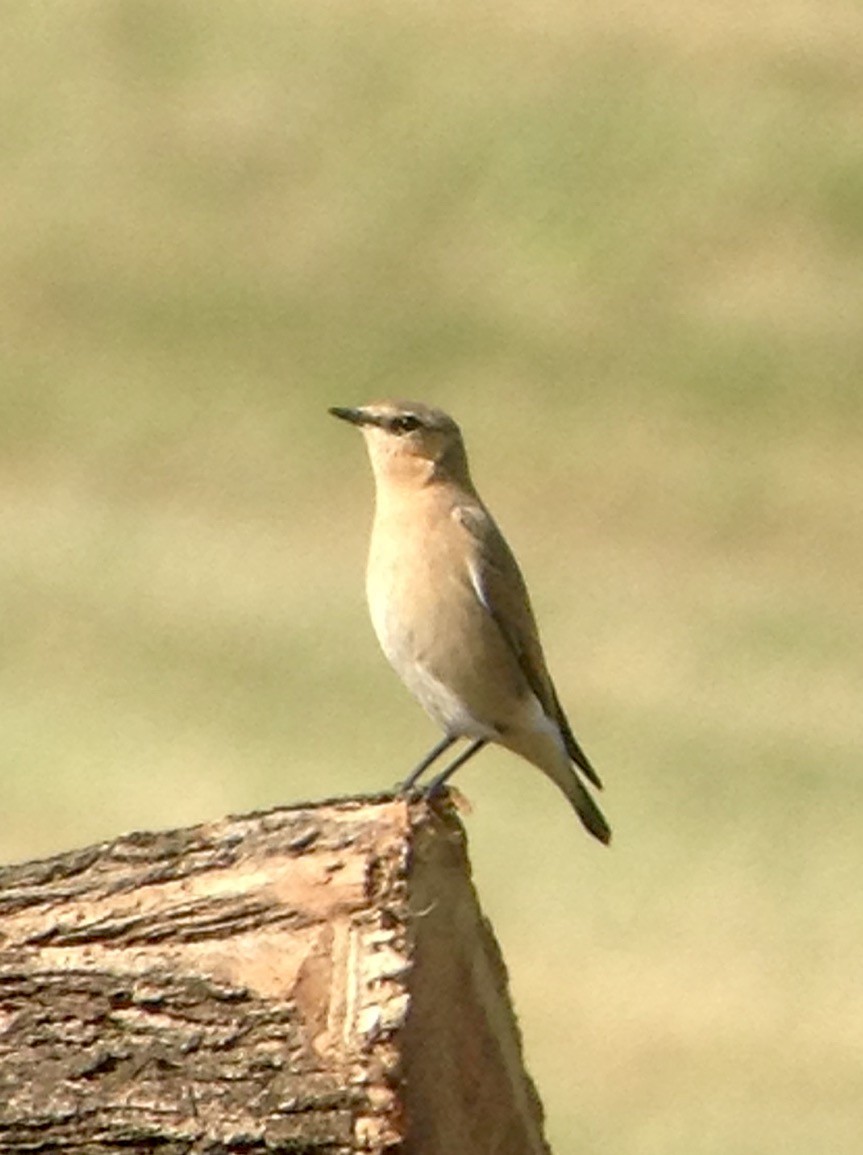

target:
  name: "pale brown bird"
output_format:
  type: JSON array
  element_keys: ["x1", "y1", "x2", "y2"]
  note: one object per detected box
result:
[{"x1": 329, "y1": 400, "x2": 610, "y2": 844}]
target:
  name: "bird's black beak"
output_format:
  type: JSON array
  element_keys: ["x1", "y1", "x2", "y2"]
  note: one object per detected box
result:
[{"x1": 329, "y1": 406, "x2": 371, "y2": 427}]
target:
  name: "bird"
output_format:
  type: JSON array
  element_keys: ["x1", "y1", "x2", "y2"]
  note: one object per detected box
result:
[{"x1": 329, "y1": 400, "x2": 611, "y2": 845}]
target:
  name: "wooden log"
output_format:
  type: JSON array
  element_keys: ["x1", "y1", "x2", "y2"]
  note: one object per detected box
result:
[{"x1": 0, "y1": 795, "x2": 550, "y2": 1154}]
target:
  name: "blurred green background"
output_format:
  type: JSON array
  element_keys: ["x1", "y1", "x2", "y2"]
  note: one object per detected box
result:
[{"x1": 2, "y1": 1, "x2": 862, "y2": 1150}]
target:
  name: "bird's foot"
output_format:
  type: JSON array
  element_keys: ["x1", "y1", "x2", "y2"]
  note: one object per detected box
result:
[
  {"x1": 423, "y1": 778, "x2": 448, "y2": 800},
  {"x1": 396, "y1": 779, "x2": 426, "y2": 801}
]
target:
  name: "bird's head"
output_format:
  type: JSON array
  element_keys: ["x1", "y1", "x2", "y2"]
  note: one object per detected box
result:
[{"x1": 329, "y1": 400, "x2": 472, "y2": 488}]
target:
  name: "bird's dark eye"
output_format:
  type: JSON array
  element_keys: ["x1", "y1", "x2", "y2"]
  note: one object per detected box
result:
[{"x1": 390, "y1": 414, "x2": 421, "y2": 434}]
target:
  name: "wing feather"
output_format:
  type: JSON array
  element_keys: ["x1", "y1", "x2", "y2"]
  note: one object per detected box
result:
[{"x1": 455, "y1": 503, "x2": 603, "y2": 790}]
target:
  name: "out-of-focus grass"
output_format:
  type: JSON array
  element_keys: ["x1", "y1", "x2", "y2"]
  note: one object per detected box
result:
[{"x1": 2, "y1": 3, "x2": 862, "y2": 1151}]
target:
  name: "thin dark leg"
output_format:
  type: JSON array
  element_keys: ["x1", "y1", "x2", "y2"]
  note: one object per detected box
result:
[
  {"x1": 425, "y1": 739, "x2": 487, "y2": 797},
  {"x1": 398, "y1": 735, "x2": 458, "y2": 793}
]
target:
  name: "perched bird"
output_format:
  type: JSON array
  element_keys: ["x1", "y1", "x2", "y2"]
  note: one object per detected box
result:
[{"x1": 329, "y1": 400, "x2": 610, "y2": 845}]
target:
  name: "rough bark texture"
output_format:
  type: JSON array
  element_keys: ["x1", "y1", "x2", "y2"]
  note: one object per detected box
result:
[{"x1": 0, "y1": 795, "x2": 550, "y2": 1154}]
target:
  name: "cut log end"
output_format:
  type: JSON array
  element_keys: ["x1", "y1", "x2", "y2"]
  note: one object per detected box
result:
[{"x1": 0, "y1": 793, "x2": 550, "y2": 1154}]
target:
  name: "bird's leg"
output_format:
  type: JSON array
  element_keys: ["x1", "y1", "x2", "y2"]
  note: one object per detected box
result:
[
  {"x1": 425, "y1": 739, "x2": 487, "y2": 797},
  {"x1": 398, "y1": 735, "x2": 458, "y2": 793}
]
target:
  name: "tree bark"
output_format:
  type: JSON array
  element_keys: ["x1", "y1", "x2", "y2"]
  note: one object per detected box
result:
[{"x1": 0, "y1": 794, "x2": 550, "y2": 1154}]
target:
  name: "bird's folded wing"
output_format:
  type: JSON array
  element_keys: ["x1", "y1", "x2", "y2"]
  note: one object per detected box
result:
[{"x1": 454, "y1": 503, "x2": 602, "y2": 789}]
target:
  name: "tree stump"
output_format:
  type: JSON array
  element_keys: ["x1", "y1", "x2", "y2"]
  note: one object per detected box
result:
[{"x1": 0, "y1": 795, "x2": 550, "y2": 1154}]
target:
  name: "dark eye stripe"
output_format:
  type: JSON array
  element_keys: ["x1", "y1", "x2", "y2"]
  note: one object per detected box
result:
[{"x1": 390, "y1": 415, "x2": 421, "y2": 433}]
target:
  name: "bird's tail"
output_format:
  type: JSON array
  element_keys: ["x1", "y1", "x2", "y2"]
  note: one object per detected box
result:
[
  {"x1": 560, "y1": 771, "x2": 612, "y2": 845},
  {"x1": 504, "y1": 726, "x2": 612, "y2": 845}
]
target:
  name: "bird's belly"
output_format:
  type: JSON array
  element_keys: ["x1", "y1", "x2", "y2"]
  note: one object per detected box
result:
[
  {"x1": 397, "y1": 660, "x2": 497, "y2": 738},
  {"x1": 366, "y1": 537, "x2": 526, "y2": 738}
]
